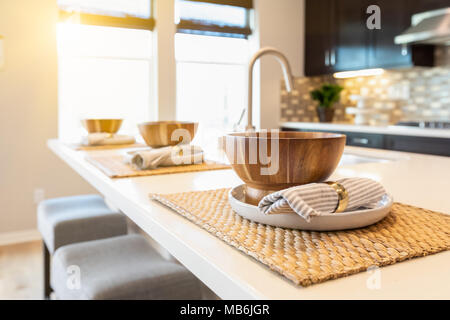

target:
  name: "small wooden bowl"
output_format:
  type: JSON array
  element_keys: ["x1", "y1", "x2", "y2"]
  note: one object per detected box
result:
[
  {"x1": 223, "y1": 131, "x2": 346, "y2": 205},
  {"x1": 81, "y1": 119, "x2": 123, "y2": 134},
  {"x1": 138, "y1": 121, "x2": 198, "y2": 148}
]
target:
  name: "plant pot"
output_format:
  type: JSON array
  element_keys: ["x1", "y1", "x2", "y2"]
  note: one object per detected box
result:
[{"x1": 316, "y1": 107, "x2": 335, "y2": 122}]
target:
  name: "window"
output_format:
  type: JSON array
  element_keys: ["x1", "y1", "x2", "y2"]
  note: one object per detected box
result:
[
  {"x1": 58, "y1": 0, "x2": 152, "y2": 18},
  {"x1": 58, "y1": 0, "x2": 154, "y2": 29},
  {"x1": 57, "y1": 1, "x2": 154, "y2": 142},
  {"x1": 175, "y1": 0, "x2": 253, "y2": 156},
  {"x1": 175, "y1": 0, "x2": 251, "y2": 38}
]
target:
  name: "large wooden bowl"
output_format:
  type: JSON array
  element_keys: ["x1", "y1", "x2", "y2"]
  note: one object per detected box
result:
[
  {"x1": 138, "y1": 121, "x2": 198, "y2": 148},
  {"x1": 81, "y1": 119, "x2": 123, "y2": 133},
  {"x1": 223, "y1": 131, "x2": 346, "y2": 205}
]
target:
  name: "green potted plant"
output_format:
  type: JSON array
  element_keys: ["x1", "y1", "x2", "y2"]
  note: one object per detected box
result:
[{"x1": 310, "y1": 83, "x2": 343, "y2": 122}]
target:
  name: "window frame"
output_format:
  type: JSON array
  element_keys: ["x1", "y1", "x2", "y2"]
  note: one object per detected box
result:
[
  {"x1": 175, "y1": 0, "x2": 253, "y2": 38},
  {"x1": 184, "y1": 0, "x2": 253, "y2": 8},
  {"x1": 176, "y1": 19, "x2": 251, "y2": 38},
  {"x1": 58, "y1": 0, "x2": 155, "y2": 31}
]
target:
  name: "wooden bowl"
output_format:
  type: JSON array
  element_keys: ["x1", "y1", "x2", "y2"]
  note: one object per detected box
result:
[
  {"x1": 223, "y1": 131, "x2": 346, "y2": 205},
  {"x1": 138, "y1": 121, "x2": 198, "y2": 148},
  {"x1": 81, "y1": 119, "x2": 123, "y2": 134}
]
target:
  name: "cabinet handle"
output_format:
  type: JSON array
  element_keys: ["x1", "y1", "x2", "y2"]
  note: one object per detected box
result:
[
  {"x1": 325, "y1": 50, "x2": 330, "y2": 66},
  {"x1": 330, "y1": 49, "x2": 336, "y2": 66},
  {"x1": 401, "y1": 44, "x2": 408, "y2": 56},
  {"x1": 352, "y1": 137, "x2": 369, "y2": 145}
]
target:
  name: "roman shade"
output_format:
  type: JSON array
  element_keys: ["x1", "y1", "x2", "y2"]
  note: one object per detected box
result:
[
  {"x1": 58, "y1": 0, "x2": 155, "y2": 31},
  {"x1": 176, "y1": 0, "x2": 253, "y2": 38},
  {"x1": 184, "y1": 0, "x2": 253, "y2": 8}
]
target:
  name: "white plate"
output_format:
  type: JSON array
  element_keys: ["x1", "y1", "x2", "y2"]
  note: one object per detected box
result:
[{"x1": 229, "y1": 184, "x2": 393, "y2": 231}]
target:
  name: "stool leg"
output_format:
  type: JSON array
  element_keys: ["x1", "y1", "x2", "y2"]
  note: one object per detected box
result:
[{"x1": 43, "y1": 242, "x2": 51, "y2": 300}]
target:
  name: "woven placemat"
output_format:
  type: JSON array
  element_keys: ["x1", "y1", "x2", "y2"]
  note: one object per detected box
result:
[
  {"x1": 69, "y1": 143, "x2": 147, "y2": 151},
  {"x1": 151, "y1": 188, "x2": 450, "y2": 286},
  {"x1": 86, "y1": 155, "x2": 231, "y2": 178}
]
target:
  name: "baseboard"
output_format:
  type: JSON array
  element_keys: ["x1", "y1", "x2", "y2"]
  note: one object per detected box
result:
[{"x1": 0, "y1": 229, "x2": 41, "y2": 246}]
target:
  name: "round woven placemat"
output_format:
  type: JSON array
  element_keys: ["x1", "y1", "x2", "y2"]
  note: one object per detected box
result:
[{"x1": 151, "y1": 188, "x2": 450, "y2": 286}]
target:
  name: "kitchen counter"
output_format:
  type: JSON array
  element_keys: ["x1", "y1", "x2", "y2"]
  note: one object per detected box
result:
[
  {"x1": 48, "y1": 139, "x2": 450, "y2": 299},
  {"x1": 281, "y1": 122, "x2": 450, "y2": 139}
]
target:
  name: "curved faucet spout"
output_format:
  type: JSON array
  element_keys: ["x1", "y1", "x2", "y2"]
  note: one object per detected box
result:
[{"x1": 247, "y1": 47, "x2": 294, "y2": 131}]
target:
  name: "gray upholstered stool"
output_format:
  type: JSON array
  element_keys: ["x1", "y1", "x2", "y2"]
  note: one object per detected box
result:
[
  {"x1": 51, "y1": 234, "x2": 201, "y2": 300},
  {"x1": 37, "y1": 194, "x2": 128, "y2": 299}
]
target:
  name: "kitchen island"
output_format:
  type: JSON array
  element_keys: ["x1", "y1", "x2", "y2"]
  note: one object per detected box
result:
[{"x1": 48, "y1": 139, "x2": 450, "y2": 299}]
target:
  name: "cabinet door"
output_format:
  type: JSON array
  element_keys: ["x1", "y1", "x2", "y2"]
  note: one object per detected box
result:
[
  {"x1": 333, "y1": 0, "x2": 369, "y2": 72},
  {"x1": 410, "y1": 0, "x2": 450, "y2": 14},
  {"x1": 345, "y1": 132, "x2": 384, "y2": 149},
  {"x1": 304, "y1": 0, "x2": 334, "y2": 76},
  {"x1": 385, "y1": 135, "x2": 450, "y2": 157},
  {"x1": 368, "y1": 0, "x2": 412, "y2": 68}
]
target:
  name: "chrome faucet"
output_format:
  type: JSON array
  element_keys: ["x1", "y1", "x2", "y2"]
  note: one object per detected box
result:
[{"x1": 247, "y1": 47, "x2": 295, "y2": 131}]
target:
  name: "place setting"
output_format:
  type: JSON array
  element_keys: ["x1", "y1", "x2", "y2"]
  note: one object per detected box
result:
[
  {"x1": 83, "y1": 120, "x2": 231, "y2": 178},
  {"x1": 151, "y1": 130, "x2": 450, "y2": 286},
  {"x1": 5, "y1": 0, "x2": 450, "y2": 303},
  {"x1": 68, "y1": 119, "x2": 146, "y2": 150}
]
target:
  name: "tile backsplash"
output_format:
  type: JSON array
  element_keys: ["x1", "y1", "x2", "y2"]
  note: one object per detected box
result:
[{"x1": 281, "y1": 46, "x2": 450, "y2": 124}]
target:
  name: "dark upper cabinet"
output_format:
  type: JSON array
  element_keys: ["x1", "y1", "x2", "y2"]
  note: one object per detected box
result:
[
  {"x1": 333, "y1": 0, "x2": 368, "y2": 71},
  {"x1": 409, "y1": 0, "x2": 450, "y2": 14},
  {"x1": 304, "y1": 0, "x2": 436, "y2": 76},
  {"x1": 368, "y1": 0, "x2": 412, "y2": 68},
  {"x1": 304, "y1": 0, "x2": 334, "y2": 76}
]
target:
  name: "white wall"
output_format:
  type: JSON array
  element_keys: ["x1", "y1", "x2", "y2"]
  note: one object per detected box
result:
[
  {"x1": 0, "y1": 0, "x2": 305, "y2": 235},
  {"x1": 253, "y1": 0, "x2": 304, "y2": 129},
  {"x1": 0, "y1": 0, "x2": 94, "y2": 235}
]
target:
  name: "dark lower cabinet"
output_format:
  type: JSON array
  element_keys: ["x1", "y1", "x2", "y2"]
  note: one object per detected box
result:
[
  {"x1": 282, "y1": 127, "x2": 450, "y2": 157},
  {"x1": 384, "y1": 135, "x2": 450, "y2": 157},
  {"x1": 345, "y1": 132, "x2": 384, "y2": 149}
]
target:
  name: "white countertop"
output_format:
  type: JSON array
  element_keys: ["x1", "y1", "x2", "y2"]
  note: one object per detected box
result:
[
  {"x1": 281, "y1": 122, "x2": 450, "y2": 139},
  {"x1": 48, "y1": 139, "x2": 450, "y2": 299}
]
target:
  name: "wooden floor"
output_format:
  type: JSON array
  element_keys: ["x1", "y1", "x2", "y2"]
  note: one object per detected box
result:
[{"x1": 0, "y1": 241, "x2": 42, "y2": 300}]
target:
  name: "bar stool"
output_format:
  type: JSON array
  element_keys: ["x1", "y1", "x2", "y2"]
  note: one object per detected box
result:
[
  {"x1": 51, "y1": 234, "x2": 201, "y2": 300},
  {"x1": 37, "y1": 194, "x2": 128, "y2": 299}
]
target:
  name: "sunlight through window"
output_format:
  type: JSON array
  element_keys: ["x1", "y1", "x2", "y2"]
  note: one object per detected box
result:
[
  {"x1": 175, "y1": 33, "x2": 250, "y2": 158},
  {"x1": 57, "y1": 23, "x2": 153, "y2": 142}
]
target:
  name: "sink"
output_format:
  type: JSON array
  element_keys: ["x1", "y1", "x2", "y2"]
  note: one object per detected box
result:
[{"x1": 339, "y1": 153, "x2": 391, "y2": 166}]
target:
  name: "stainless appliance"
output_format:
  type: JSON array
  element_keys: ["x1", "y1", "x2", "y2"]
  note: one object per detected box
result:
[
  {"x1": 395, "y1": 8, "x2": 450, "y2": 45},
  {"x1": 395, "y1": 121, "x2": 450, "y2": 129}
]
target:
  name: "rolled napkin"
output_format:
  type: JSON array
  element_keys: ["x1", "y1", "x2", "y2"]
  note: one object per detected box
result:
[
  {"x1": 125, "y1": 144, "x2": 204, "y2": 170},
  {"x1": 82, "y1": 133, "x2": 135, "y2": 146},
  {"x1": 258, "y1": 178, "x2": 386, "y2": 222}
]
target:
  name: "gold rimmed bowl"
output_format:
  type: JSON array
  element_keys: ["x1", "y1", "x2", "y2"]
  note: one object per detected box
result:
[
  {"x1": 138, "y1": 121, "x2": 198, "y2": 148},
  {"x1": 81, "y1": 119, "x2": 123, "y2": 134},
  {"x1": 222, "y1": 131, "x2": 346, "y2": 205}
]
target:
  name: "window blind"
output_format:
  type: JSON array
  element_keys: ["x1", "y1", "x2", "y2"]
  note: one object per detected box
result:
[
  {"x1": 176, "y1": 0, "x2": 253, "y2": 38},
  {"x1": 184, "y1": 0, "x2": 253, "y2": 8},
  {"x1": 58, "y1": 0, "x2": 155, "y2": 31}
]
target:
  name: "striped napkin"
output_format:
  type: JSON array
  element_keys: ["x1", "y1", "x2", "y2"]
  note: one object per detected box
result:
[
  {"x1": 82, "y1": 133, "x2": 135, "y2": 146},
  {"x1": 258, "y1": 178, "x2": 386, "y2": 222},
  {"x1": 125, "y1": 145, "x2": 204, "y2": 170}
]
